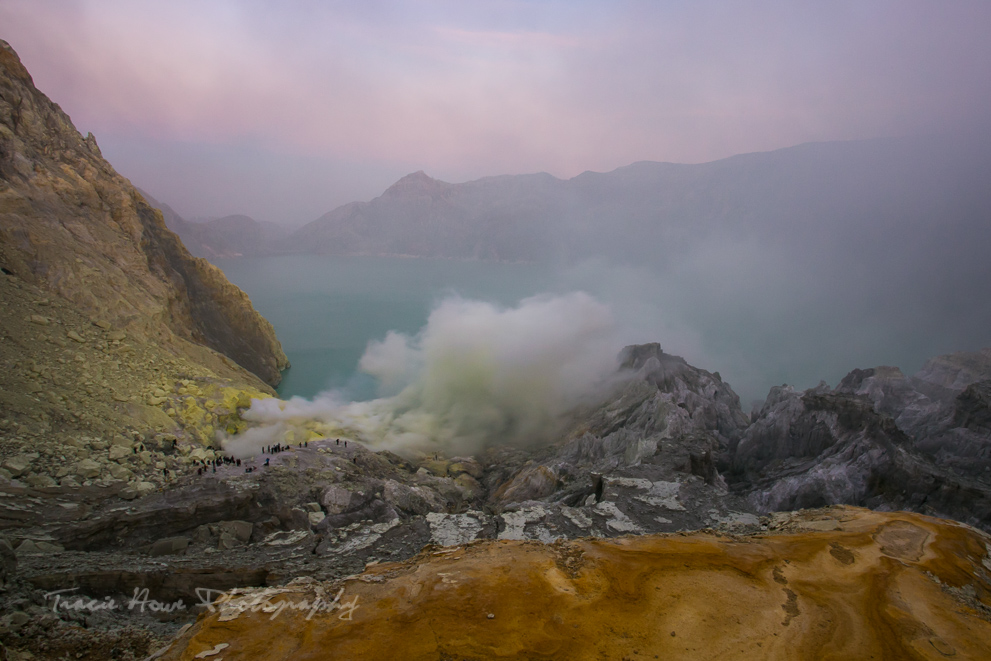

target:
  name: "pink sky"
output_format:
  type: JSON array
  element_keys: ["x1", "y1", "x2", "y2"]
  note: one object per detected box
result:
[{"x1": 3, "y1": 0, "x2": 990, "y2": 223}]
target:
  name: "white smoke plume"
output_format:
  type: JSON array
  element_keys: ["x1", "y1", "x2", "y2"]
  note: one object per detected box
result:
[{"x1": 224, "y1": 292, "x2": 626, "y2": 456}]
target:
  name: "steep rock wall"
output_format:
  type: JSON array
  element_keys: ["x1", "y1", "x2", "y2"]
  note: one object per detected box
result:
[{"x1": 0, "y1": 39, "x2": 288, "y2": 386}]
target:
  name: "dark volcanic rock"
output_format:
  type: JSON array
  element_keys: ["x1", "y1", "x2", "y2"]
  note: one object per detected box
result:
[
  {"x1": 732, "y1": 350, "x2": 991, "y2": 531},
  {"x1": 953, "y1": 379, "x2": 991, "y2": 433}
]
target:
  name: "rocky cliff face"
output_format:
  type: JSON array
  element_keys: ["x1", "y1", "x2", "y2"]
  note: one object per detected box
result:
[
  {"x1": 0, "y1": 39, "x2": 291, "y2": 516},
  {"x1": 0, "y1": 39, "x2": 287, "y2": 386}
]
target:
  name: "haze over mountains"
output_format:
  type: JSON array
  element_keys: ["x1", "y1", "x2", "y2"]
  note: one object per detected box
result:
[
  {"x1": 144, "y1": 133, "x2": 991, "y2": 401},
  {"x1": 150, "y1": 134, "x2": 991, "y2": 265}
]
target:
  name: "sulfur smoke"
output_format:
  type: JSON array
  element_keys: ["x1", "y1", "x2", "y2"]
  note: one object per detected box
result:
[{"x1": 224, "y1": 292, "x2": 627, "y2": 456}]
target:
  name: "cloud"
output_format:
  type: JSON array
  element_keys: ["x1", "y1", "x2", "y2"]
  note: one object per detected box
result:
[{"x1": 224, "y1": 291, "x2": 626, "y2": 456}]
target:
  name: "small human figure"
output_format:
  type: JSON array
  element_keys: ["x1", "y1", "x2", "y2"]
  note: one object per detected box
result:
[
  {"x1": 264, "y1": 458, "x2": 270, "y2": 466},
  {"x1": 236, "y1": 459, "x2": 241, "y2": 466}
]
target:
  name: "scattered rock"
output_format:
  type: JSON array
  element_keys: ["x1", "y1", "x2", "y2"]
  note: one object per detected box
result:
[
  {"x1": 150, "y1": 537, "x2": 190, "y2": 557},
  {"x1": 75, "y1": 458, "x2": 102, "y2": 479},
  {"x1": 321, "y1": 485, "x2": 352, "y2": 514},
  {"x1": 0, "y1": 537, "x2": 16, "y2": 586},
  {"x1": 23, "y1": 473, "x2": 57, "y2": 488},
  {"x1": 1, "y1": 454, "x2": 36, "y2": 478},
  {"x1": 4, "y1": 611, "x2": 29, "y2": 632},
  {"x1": 216, "y1": 521, "x2": 254, "y2": 543}
]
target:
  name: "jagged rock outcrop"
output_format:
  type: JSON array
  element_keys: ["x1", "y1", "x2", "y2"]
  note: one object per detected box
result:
[
  {"x1": 834, "y1": 349, "x2": 991, "y2": 479},
  {"x1": 0, "y1": 39, "x2": 287, "y2": 386},
  {"x1": 731, "y1": 349, "x2": 991, "y2": 531}
]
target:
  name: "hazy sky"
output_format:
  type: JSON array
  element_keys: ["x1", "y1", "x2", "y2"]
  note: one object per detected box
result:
[{"x1": 4, "y1": 0, "x2": 990, "y2": 223}]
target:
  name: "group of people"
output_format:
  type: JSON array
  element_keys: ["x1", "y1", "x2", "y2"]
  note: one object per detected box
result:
[
  {"x1": 186, "y1": 437, "x2": 354, "y2": 478},
  {"x1": 264, "y1": 440, "x2": 310, "y2": 453},
  {"x1": 194, "y1": 454, "x2": 241, "y2": 475}
]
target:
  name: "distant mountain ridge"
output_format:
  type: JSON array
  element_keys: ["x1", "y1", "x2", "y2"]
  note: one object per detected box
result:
[
  {"x1": 143, "y1": 134, "x2": 991, "y2": 268},
  {"x1": 139, "y1": 190, "x2": 286, "y2": 259},
  {"x1": 275, "y1": 134, "x2": 991, "y2": 267}
]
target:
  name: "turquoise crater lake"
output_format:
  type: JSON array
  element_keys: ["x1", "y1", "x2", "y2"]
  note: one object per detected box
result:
[{"x1": 213, "y1": 255, "x2": 555, "y2": 401}]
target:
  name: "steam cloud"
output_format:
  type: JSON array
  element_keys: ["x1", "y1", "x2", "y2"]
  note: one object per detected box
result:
[{"x1": 224, "y1": 292, "x2": 626, "y2": 456}]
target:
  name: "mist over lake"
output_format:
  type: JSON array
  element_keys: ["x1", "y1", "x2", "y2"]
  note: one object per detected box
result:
[
  {"x1": 213, "y1": 247, "x2": 990, "y2": 409},
  {"x1": 214, "y1": 255, "x2": 557, "y2": 401}
]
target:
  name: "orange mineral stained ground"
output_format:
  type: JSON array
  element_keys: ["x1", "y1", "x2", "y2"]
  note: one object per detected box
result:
[{"x1": 160, "y1": 507, "x2": 991, "y2": 660}]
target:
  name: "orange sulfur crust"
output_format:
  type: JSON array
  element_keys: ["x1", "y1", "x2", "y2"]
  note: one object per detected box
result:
[{"x1": 159, "y1": 506, "x2": 991, "y2": 661}]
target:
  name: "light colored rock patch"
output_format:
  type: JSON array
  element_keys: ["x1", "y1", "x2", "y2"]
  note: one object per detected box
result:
[
  {"x1": 426, "y1": 512, "x2": 486, "y2": 547},
  {"x1": 605, "y1": 477, "x2": 685, "y2": 511},
  {"x1": 335, "y1": 518, "x2": 401, "y2": 554},
  {"x1": 593, "y1": 501, "x2": 642, "y2": 533},
  {"x1": 711, "y1": 511, "x2": 760, "y2": 528},
  {"x1": 606, "y1": 477, "x2": 653, "y2": 490},
  {"x1": 263, "y1": 530, "x2": 310, "y2": 547},
  {"x1": 499, "y1": 506, "x2": 556, "y2": 541},
  {"x1": 561, "y1": 506, "x2": 592, "y2": 529},
  {"x1": 636, "y1": 481, "x2": 686, "y2": 511}
]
